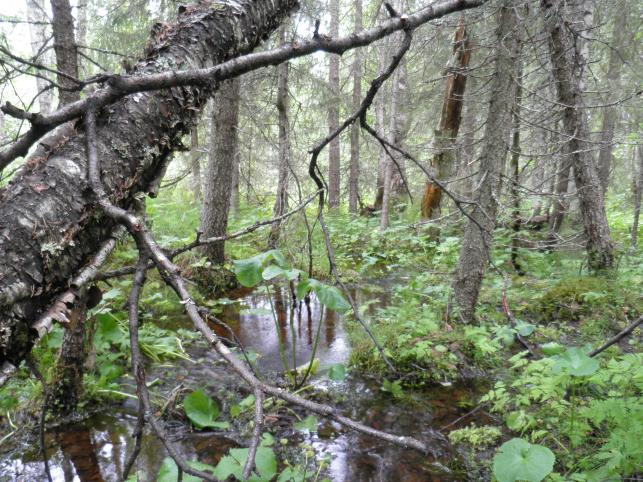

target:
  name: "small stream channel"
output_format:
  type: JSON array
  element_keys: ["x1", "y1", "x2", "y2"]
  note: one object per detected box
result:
[{"x1": 1, "y1": 280, "x2": 491, "y2": 481}]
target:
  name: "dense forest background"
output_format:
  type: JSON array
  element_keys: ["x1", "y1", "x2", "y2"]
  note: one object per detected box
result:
[{"x1": 0, "y1": 0, "x2": 641, "y2": 481}]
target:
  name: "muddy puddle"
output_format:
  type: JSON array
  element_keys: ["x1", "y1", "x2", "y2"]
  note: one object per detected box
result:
[{"x1": 0, "y1": 281, "x2": 491, "y2": 481}]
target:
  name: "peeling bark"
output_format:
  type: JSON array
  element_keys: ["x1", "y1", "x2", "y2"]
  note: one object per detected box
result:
[
  {"x1": 421, "y1": 19, "x2": 471, "y2": 220},
  {"x1": 0, "y1": 0, "x2": 299, "y2": 365}
]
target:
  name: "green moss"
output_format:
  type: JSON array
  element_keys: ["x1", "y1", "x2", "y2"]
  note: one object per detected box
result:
[
  {"x1": 448, "y1": 425, "x2": 503, "y2": 448},
  {"x1": 533, "y1": 276, "x2": 640, "y2": 324}
]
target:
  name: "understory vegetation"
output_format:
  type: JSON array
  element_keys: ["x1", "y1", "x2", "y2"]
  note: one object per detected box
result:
[{"x1": 1, "y1": 187, "x2": 641, "y2": 481}]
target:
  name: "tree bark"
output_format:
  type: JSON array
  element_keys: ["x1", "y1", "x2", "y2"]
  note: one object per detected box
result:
[
  {"x1": 597, "y1": 2, "x2": 627, "y2": 194},
  {"x1": 348, "y1": 0, "x2": 363, "y2": 214},
  {"x1": 0, "y1": 0, "x2": 299, "y2": 365},
  {"x1": 542, "y1": 0, "x2": 614, "y2": 270},
  {"x1": 327, "y1": 0, "x2": 341, "y2": 209},
  {"x1": 452, "y1": 0, "x2": 521, "y2": 323},
  {"x1": 421, "y1": 19, "x2": 471, "y2": 220},
  {"x1": 510, "y1": 64, "x2": 523, "y2": 275},
  {"x1": 51, "y1": 0, "x2": 81, "y2": 107},
  {"x1": 27, "y1": 0, "x2": 54, "y2": 115},
  {"x1": 200, "y1": 78, "x2": 241, "y2": 263},
  {"x1": 268, "y1": 26, "x2": 290, "y2": 248},
  {"x1": 379, "y1": 63, "x2": 399, "y2": 231},
  {"x1": 632, "y1": 145, "x2": 642, "y2": 249},
  {"x1": 190, "y1": 127, "x2": 202, "y2": 202}
]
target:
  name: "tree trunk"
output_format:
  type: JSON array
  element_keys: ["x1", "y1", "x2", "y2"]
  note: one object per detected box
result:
[
  {"x1": 268, "y1": 26, "x2": 290, "y2": 248},
  {"x1": 348, "y1": 0, "x2": 363, "y2": 214},
  {"x1": 51, "y1": 0, "x2": 81, "y2": 107},
  {"x1": 421, "y1": 19, "x2": 471, "y2": 220},
  {"x1": 373, "y1": 83, "x2": 387, "y2": 210},
  {"x1": 0, "y1": 0, "x2": 299, "y2": 365},
  {"x1": 597, "y1": 2, "x2": 627, "y2": 194},
  {"x1": 190, "y1": 127, "x2": 202, "y2": 202},
  {"x1": 452, "y1": 0, "x2": 521, "y2": 323},
  {"x1": 510, "y1": 65, "x2": 523, "y2": 275},
  {"x1": 547, "y1": 153, "x2": 571, "y2": 235},
  {"x1": 327, "y1": 0, "x2": 341, "y2": 209},
  {"x1": 632, "y1": 145, "x2": 642, "y2": 249},
  {"x1": 543, "y1": 0, "x2": 614, "y2": 270},
  {"x1": 27, "y1": 0, "x2": 54, "y2": 115},
  {"x1": 200, "y1": 78, "x2": 241, "y2": 263},
  {"x1": 389, "y1": 58, "x2": 408, "y2": 202},
  {"x1": 379, "y1": 64, "x2": 399, "y2": 231}
]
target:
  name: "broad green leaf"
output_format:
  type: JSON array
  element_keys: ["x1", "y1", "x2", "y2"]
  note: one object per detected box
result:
[
  {"x1": 157, "y1": 458, "x2": 216, "y2": 482},
  {"x1": 233, "y1": 255, "x2": 263, "y2": 287},
  {"x1": 493, "y1": 438, "x2": 555, "y2": 482},
  {"x1": 515, "y1": 320, "x2": 536, "y2": 337},
  {"x1": 262, "y1": 265, "x2": 286, "y2": 280},
  {"x1": 294, "y1": 415, "x2": 318, "y2": 432},
  {"x1": 183, "y1": 390, "x2": 228, "y2": 430},
  {"x1": 328, "y1": 363, "x2": 347, "y2": 381},
  {"x1": 314, "y1": 284, "x2": 351, "y2": 312},
  {"x1": 540, "y1": 342, "x2": 565, "y2": 356},
  {"x1": 214, "y1": 446, "x2": 277, "y2": 482},
  {"x1": 296, "y1": 277, "x2": 320, "y2": 299},
  {"x1": 551, "y1": 347, "x2": 599, "y2": 377}
]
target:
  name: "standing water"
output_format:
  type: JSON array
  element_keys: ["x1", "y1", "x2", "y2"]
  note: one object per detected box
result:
[{"x1": 0, "y1": 283, "x2": 490, "y2": 481}]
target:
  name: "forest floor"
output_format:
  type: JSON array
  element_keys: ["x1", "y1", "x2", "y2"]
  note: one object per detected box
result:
[{"x1": 0, "y1": 188, "x2": 641, "y2": 481}]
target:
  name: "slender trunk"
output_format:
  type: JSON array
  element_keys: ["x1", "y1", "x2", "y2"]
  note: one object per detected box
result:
[
  {"x1": 27, "y1": 0, "x2": 54, "y2": 114},
  {"x1": 327, "y1": 0, "x2": 341, "y2": 209},
  {"x1": 379, "y1": 65, "x2": 399, "y2": 230},
  {"x1": 421, "y1": 19, "x2": 471, "y2": 219},
  {"x1": 510, "y1": 65, "x2": 523, "y2": 275},
  {"x1": 51, "y1": 0, "x2": 80, "y2": 107},
  {"x1": 190, "y1": 127, "x2": 202, "y2": 202},
  {"x1": 348, "y1": 0, "x2": 363, "y2": 214},
  {"x1": 543, "y1": 0, "x2": 614, "y2": 270},
  {"x1": 0, "y1": 0, "x2": 299, "y2": 365},
  {"x1": 373, "y1": 84, "x2": 387, "y2": 210},
  {"x1": 632, "y1": 146, "x2": 642, "y2": 249},
  {"x1": 200, "y1": 79, "x2": 241, "y2": 263},
  {"x1": 453, "y1": 0, "x2": 522, "y2": 323},
  {"x1": 76, "y1": 0, "x2": 88, "y2": 77},
  {"x1": 389, "y1": 58, "x2": 408, "y2": 201},
  {"x1": 268, "y1": 26, "x2": 290, "y2": 248},
  {"x1": 597, "y1": 2, "x2": 627, "y2": 194},
  {"x1": 548, "y1": 145, "x2": 571, "y2": 235}
]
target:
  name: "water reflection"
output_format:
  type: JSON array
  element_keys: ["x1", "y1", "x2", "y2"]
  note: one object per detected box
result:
[
  {"x1": 0, "y1": 280, "x2": 489, "y2": 482},
  {"x1": 216, "y1": 285, "x2": 349, "y2": 373}
]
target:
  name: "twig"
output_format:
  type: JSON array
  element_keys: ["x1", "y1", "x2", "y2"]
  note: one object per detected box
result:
[
  {"x1": 242, "y1": 388, "x2": 264, "y2": 479},
  {"x1": 589, "y1": 315, "x2": 642, "y2": 358}
]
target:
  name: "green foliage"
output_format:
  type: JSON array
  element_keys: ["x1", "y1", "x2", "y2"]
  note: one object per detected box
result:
[
  {"x1": 448, "y1": 425, "x2": 502, "y2": 448},
  {"x1": 294, "y1": 415, "x2": 319, "y2": 433},
  {"x1": 492, "y1": 438, "x2": 555, "y2": 482},
  {"x1": 327, "y1": 363, "x2": 347, "y2": 381},
  {"x1": 483, "y1": 351, "x2": 643, "y2": 480},
  {"x1": 183, "y1": 390, "x2": 229, "y2": 430}
]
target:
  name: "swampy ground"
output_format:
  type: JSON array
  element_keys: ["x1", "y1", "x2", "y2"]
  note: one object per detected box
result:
[{"x1": 1, "y1": 193, "x2": 641, "y2": 481}]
